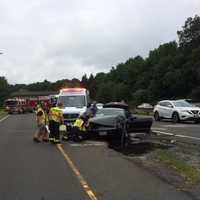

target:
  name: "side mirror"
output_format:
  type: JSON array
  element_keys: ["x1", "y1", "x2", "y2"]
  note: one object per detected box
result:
[{"x1": 168, "y1": 105, "x2": 173, "y2": 108}]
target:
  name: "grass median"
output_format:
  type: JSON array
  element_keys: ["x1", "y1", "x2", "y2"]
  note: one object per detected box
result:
[
  {"x1": 0, "y1": 109, "x2": 7, "y2": 120},
  {"x1": 157, "y1": 149, "x2": 200, "y2": 183}
]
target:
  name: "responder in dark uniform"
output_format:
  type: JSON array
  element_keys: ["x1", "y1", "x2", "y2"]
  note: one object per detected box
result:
[
  {"x1": 90, "y1": 101, "x2": 97, "y2": 117},
  {"x1": 48, "y1": 103, "x2": 64, "y2": 144},
  {"x1": 70, "y1": 114, "x2": 89, "y2": 142}
]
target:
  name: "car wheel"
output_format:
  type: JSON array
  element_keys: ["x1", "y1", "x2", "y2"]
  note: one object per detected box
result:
[
  {"x1": 172, "y1": 112, "x2": 180, "y2": 123},
  {"x1": 154, "y1": 111, "x2": 160, "y2": 121}
]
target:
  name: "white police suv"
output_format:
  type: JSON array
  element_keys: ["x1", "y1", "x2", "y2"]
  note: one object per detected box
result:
[{"x1": 153, "y1": 100, "x2": 200, "y2": 123}]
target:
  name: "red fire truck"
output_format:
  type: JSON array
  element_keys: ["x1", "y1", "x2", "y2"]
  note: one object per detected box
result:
[
  {"x1": 5, "y1": 95, "x2": 52, "y2": 114},
  {"x1": 28, "y1": 96, "x2": 51, "y2": 111},
  {"x1": 4, "y1": 98, "x2": 32, "y2": 114}
]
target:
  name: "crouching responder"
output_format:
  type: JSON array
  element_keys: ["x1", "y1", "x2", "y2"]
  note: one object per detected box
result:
[
  {"x1": 70, "y1": 114, "x2": 89, "y2": 142},
  {"x1": 48, "y1": 103, "x2": 64, "y2": 144},
  {"x1": 33, "y1": 104, "x2": 49, "y2": 142}
]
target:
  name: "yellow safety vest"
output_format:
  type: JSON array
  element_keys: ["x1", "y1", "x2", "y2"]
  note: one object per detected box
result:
[
  {"x1": 73, "y1": 118, "x2": 86, "y2": 131},
  {"x1": 49, "y1": 107, "x2": 63, "y2": 123},
  {"x1": 37, "y1": 108, "x2": 48, "y2": 125}
]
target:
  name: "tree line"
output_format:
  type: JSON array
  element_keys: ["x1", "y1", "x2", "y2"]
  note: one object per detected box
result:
[{"x1": 0, "y1": 15, "x2": 200, "y2": 106}]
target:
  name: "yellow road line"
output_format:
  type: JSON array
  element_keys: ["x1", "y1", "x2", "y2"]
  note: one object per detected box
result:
[{"x1": 56, "y1": 144, "x2": 98, "y2": 200}]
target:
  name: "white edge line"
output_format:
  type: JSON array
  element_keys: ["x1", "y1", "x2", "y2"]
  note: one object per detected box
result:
[
  {"x1": 153, "y1": 130, "x2": 200, "y2": 141},
  {"x1": 70, "y1": 143, "x2": 106, "y2": 147},
  {"x1": 175, "y1": 134, "x2": 200, "y2": 140},
  {"x1": 0, "y1": 115, "x2": 9, "y2": 122},
  {"x1": 153, "y1": 130, "x2": 174, "y2": 136}
]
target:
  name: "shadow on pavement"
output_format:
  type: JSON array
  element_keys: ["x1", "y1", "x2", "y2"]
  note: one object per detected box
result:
[{"x1": 107, "y1": 140, "x2": 173, "y2": 156}]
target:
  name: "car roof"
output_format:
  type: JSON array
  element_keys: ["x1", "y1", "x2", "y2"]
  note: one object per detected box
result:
[
  {"x1": 158, "y1": 99, "x2": 189, "y2": 104},
  {"x1": 103, "y1": 102, "x2": 129, "y2": 109},
  {"x1": 99, "y1": 107, "x2": 124, "y2": 111}
]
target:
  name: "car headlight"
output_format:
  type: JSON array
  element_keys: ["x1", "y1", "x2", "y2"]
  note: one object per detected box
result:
[{"x1": 180, "y1": 110, "x2": 192, "y2": 114}]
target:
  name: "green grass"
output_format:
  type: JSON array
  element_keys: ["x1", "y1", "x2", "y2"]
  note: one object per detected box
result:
[
  {"x1": 0, "y1": 108, "x2": 7, "y2": 119},
  {"x1": 191, "y1": 149, "x2": 200, "y2": 157},
  {"x1": 157, "y1": 150, "x2": 200, "y2": 183}
]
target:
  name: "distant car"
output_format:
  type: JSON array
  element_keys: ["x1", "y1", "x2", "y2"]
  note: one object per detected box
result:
[
  {"x1": 153, "y1": 100, "x2": 200, "y2": 123},
  {"x1": 88, "y1": 102, "x2": 153, "y2": 138},
  {"x1": 137, "y1": 103, "x2": 153, "y2": 109}
]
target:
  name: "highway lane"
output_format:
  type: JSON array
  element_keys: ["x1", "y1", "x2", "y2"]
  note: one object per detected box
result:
[
  {"x1": 0, "y1": 114, "x2": 88, "y2": 200},
  {"x1": 152, "y1": 119, "x2": 200, "y2": 139},
  {"x1": 0, "y1": 114, "x2": 193, "y2": 200}
]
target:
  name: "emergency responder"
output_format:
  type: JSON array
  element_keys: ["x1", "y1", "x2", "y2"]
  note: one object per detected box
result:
[
  {"x1": 70, "y1": 113, "x2": 89, "y2": 142},
  {"x1": 33, "y1": 103, "x2": 49, "y2": 142},
  {"x1": 48, "y1": 103, "x2": 64, "y2": 144},
  {"x1": 90, "y1": 101, "x2": 97, "y2": 117}
]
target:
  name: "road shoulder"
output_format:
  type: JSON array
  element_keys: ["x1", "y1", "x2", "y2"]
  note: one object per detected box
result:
[
  {"x1": 122, "y1": 142, "x2": 200, "y2": 200},
  {"x1": 61, "y1": 140, "x2": 192, "y2": 200},
  {"x1": 0, "y1": 113, "x2": 9, "y2": 122}
]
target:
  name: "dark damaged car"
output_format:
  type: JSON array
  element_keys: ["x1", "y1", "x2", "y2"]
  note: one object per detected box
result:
[{"x1": 88, "y1": 102, "x2": 153, "y2": 142}]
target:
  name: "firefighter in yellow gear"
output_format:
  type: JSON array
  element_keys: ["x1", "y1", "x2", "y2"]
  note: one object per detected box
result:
[
  {"x1": 70, "y1": 114, "x2": 89, "y2": 142},
  {"x1": 48, "y1": 103, "x2": 64, "y2": 144},
  {"x1": 33, "y1": 105, "x2": 49, "y2": 142}
]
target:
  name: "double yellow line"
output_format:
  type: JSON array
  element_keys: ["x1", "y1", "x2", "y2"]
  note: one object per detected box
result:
[{"x1": 57, "y1": 144, "x2": 98, "y2": 200}]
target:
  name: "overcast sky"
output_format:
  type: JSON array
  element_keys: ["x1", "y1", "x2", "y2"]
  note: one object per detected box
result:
[{"x1": 0, "y1": 0, "x2": 199, "y2": 84}]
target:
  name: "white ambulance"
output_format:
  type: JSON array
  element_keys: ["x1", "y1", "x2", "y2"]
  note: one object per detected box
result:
[{"x1": 57, "y1": 88, "x2": 90, "y2": 127}]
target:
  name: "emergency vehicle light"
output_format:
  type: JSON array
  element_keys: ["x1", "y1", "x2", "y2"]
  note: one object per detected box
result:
[{"x1": 60, "y1": 88, "x2": 86, "y2": 92}]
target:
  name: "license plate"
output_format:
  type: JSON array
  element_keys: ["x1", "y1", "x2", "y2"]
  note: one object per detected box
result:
[
  {"x1": 99, "y1": 131, "x2": 107, "y2": 136},
  {"x1": 194, "y1": 114, "x2": 199, "y2": 118}
]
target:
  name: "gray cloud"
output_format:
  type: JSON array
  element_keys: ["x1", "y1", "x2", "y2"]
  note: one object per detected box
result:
[{"x1": 0, "y1": 0, "x2": 199, "y2": 84}]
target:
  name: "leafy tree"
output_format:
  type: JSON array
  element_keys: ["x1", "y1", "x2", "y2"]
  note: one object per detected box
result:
[
  {"x1": 0, "y1": 77, "x2": 9, "y2": 106},
  {"x1": 177, "y1": 15, "x2": 200, "y2": 50},
  {"x1": 81, "y1": 74, "x2": 88, "y2": 88}
]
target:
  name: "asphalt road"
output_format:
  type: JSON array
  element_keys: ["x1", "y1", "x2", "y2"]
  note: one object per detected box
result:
[
  {"x1": 0, "y1": 114, "x2": 194, "y2": 200},
  {"x1": 152, "y1": 119, "x2": 200, "y2": 142}
]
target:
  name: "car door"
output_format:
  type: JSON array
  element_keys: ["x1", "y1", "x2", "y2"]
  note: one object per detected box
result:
[
  {"x1": 162, "y1": 102, "x2": 174, "y2": 118},
  {"x1": 157, "y1": 102, "x2": 165, "y2": 117}
]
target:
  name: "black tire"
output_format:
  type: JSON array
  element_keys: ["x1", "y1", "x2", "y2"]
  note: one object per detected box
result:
[
  {"x1": 172, "y1": 112, "x2": 180, "y2": 123},
  {"x1": 154, "y1": 111, "x2": 160, "y2": 121}
]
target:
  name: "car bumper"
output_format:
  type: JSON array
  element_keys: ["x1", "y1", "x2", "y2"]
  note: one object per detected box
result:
[
  {"x1": 179, "y1": 113, "x2": 200, "y2": 121},
  {"x1": 89, "y1": 128, "x2": 122, "y2": 138},
  {"x1": 64, "y1": 120, "x2": 75, "y2": 130}
]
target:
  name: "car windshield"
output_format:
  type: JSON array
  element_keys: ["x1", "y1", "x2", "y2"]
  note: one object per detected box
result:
[
  {"x1": 96, "y1": 108, "x2": 125, "y2": 117},
  {"x1": 173, "y1": 100, "x2": 194, "y2": 107},
  {"x1": 58, "y1": 95, "x2": 86, "y2": 108},
  {"x1": 5, "y1": 100, "x2": 17, "y2": 106}
]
